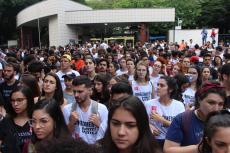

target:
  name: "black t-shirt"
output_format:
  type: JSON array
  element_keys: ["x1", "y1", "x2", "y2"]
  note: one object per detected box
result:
[
  {"x1": 0, "y1": 117, "x2": 32, "y2": 153},
  {"x1": 0, "y1": 80, "x2": 19, "y2": 113}
]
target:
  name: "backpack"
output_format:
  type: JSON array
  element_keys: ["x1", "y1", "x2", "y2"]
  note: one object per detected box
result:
[{"x1": 181, "y1": 110, "x2": 193, "y2": 145}]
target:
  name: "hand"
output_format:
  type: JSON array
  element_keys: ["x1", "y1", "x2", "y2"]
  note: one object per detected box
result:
[
  {"x1": 69, "y1": 111, "x2": 79, "y2": 125},
  {"x1": 149, "y1": 124, "x2": 161, "y2": 136},
  {"x1": 0, "y1": 106, "x2": 5, "y2": 121},
  {"x1": 151, "y1": 112, "x2": 164, "y2": 123},
  {"x1": 89, "y1": 113, "x2": 101, "y2": 128}
]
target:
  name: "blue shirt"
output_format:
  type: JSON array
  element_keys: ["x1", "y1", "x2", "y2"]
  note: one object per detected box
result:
[{"x1": 166, "y1": 111, "x2": 204, "y2": 146}]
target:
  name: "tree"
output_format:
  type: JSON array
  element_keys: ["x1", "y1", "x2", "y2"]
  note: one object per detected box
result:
[
  {"x1": 199, "y1": 0, "x2": 230, "y2": 33},
  {"x1": 86, "y1": 0, "x2": 202, "y2": 35},
  {"x1": 0, "y1": 0, "x2": 86, "y2": 45}
]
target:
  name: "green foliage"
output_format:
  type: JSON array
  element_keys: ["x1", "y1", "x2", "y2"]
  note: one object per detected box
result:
[
  {"x1": 199, "y1": 0, "x2": 230, "y2": 33},
  {"x1": 0, "y1": 0, "x2": 41, "y2": 44}
]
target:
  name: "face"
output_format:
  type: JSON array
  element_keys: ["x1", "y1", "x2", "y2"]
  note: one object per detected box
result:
[
  {"x1": 64, "y1": 78, "x2": 73, "y2": 89},
  {"x1": 209, "y1": 127, "x2": 230, "y2": 153},
  {"x1": 222, "y1": 74, "x2": 230, "y2": 89},
  {"x1": 32, "y1": 109, "x2": 55, "y2": 140},
  {"x1": 98, "y1": 61, "x2": 108, "y2": 72},
  {"x1": 199, "y1": 93, "x2": 225, "y2": 117},
  {"x1": 30, "y1": 72, "x2": 42, "y2": 81},
  {"x1": 126, "y1": 61, "x2": 135, "y2": 72},
  {"x1": 182, "y1": 58, "x2": 190, "y2": 68},
  {"x1": 73, "y1": 84, "x2": 91, "y2": 104},
  {"x1": 110, "y1": 107, "x2": 139, "y2": 152},
  {"x1": 11, "y1": 91, "x2": 27, "y2": 114},
  {"x1": 125, "y1": 53, "x2": 131, "y2": 59},
  {"x1": 108, "y1": 56, "x2": 113, "y2": 63},
  {"x1": 85, "y1": 59, "x2": 95, "y2": 73},
  {"x1": 153, "y1": 61, "x2": 162, "y2": 73},
  {"x1": 204, "y1": 56, "x2": 212, "y2": 66},
  {"x1": 136, "y1": 65, "x2": 147, "y2": 80},
  {"x1": 142, "y1": 57, "x2": 149, "y2": 66},
  {"x1": 215, "y1": 57, "x2": 221, "y2": 65},
  {"x1": 60, "y1": 58, "x2": 71, "y2": 70},
  {"x1": 202, "y1": 68, "x2": 211, "y2": 80},
  {"x1": 43, "y1": 75, "x2": 56, "y2": 94},
  {"x1": 108, "y1": 78, "x2": 117, "y2": 91},
  {"x1": 120, "y1": 59, "x2": 127, "y2": 69},
  {"x1": 188, "y1": 67, "x2": 198, "y2": 82},
  {"x1": 3, "y1": 66, "x2": 15, "y2": 81},
  {"x1": 94, "y1": 80, "x2": 103, "y2": 93},
  {"x1": 108, "y1": 63, "x2": 116, "y2": 75},
  {"x1": 172, "y1": 65, "x2": 180, "y2": 76},
  {"x1": 157, "y1": 78, "x2": 170, "y2": 97}
]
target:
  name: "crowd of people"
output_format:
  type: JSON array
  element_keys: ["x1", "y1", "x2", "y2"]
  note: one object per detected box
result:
[{"x1": 0, "y1": 39, "x2": 229, "y2": 153}]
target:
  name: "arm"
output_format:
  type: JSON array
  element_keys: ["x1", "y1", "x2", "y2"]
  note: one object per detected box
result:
[
  {"x1": 164, "y1": 140, "x2": 198, "y2": 153},
  {"x1": 96, "y1": 105, "x2": 108, "y2": 140},
  {"x1": 151, "y1": 112, "x2": 171, "y2": 127}
]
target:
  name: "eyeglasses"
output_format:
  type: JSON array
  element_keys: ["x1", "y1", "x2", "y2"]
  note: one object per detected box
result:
[
  {"x1": 11, "y1": 98, "x2": 26, "y2": 104},
  {"x1": 28, "y1": 118, "x2": 50, "y2": 128},
  {"x1": 154, "y1": 64, "x2": 161, "y2": 68}
]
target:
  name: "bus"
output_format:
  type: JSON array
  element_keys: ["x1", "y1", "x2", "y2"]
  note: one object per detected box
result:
[
  {"x1": 90, "y1": 38, "x2": 102, "y2": 44},
  {"x1": 104, "y1": 36, "x2": 134, "y2": 47}
]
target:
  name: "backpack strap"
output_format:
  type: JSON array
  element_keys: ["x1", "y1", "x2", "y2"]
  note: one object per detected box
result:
[
  {"x1": 181, "y1": 110, "x2": 193, "y2": 145},
  {"x1": 71, "y1": 100, "x2": 98, "y2": 114},
  {"x1": 91, "y1": 100, "x2": 98, "y2": 114},
  {"x1": 71, "y1": 102, "x2": 77, "y2": 112},
  {"x1": 149, "y1": 81, "x2": 155, "y2": 99}
]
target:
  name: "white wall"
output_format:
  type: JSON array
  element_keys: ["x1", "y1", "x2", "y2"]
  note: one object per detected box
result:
[
  {"x1": 169, "y1": 29, "x2": 219, "y2": 46},
  {"x1": 65, "y1": 8, "x2": 175, "y2": 24}
]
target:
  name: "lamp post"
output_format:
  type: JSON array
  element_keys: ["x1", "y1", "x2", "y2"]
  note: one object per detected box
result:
[
  {"x1": 104, "y1": 23, "x2": 108, "y2": 37},
  {"x1": 37, "y1": 18, "x2": 41, "y2": 49}
]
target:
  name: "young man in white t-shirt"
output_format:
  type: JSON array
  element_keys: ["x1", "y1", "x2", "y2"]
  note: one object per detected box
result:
[{"x1": 63, "y1": 76, "x2": 108, "y2": 144}]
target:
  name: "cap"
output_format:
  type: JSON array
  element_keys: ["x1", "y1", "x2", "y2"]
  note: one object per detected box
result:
[
  {"x1": 62, "y1": 54, "x2": 71, "y2": 61},
  {"x1": 190, "y1": 56, "x2": 199, "y2": 62},
  {"x1": 62, "y1": 73, "x2": 76, "y2": 80}
]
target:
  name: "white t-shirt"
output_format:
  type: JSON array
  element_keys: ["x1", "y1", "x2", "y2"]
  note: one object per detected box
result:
[
  {"x1": 145, "y1": 98, "x2": 185, "y2": 140},
  {"x1": 182, "y1": 87, "x2": 196, "y2": 106},
  {"x1": 63, "y1": 100, "x2": 108, "y2": 144},
  {"x1": 131, "y1": 80, "x2": 154, "y2": 102},
  {"x1": 116, "y1": 69, "x2": 128, "y2": 76},
  {"x1": 150, "y1": 75, "x2": 162, "y2": 93},
  {"x1": 128, "y1": 74, "x2": 134, "y2": 82},
  {"x1": 56, "y1": 70, "x2": 80, "y2": 89}
]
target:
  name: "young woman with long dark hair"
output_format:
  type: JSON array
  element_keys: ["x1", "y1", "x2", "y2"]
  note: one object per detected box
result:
[
  {"x1": 103, "y1": 95, "x2": 161, "y2": 153},
  {"x1": 0, "y1": 86, "x2": 34, "y2": 153},
  {"x1": 145, "y1": 76, "x2": 185, "y2": 147},
  {"x1": 198, "y1": 110, "x2": 230, "y2": 153},
  {"x1": 91, "y1": 73, "x2": 110, "y2": 107},
  {"x1": 39, "y1": 72, "x2": 67, "y2": 108}
]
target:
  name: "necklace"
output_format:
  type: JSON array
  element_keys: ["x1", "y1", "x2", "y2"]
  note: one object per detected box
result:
[{"x1": 194, "y1": 109, "x2": 205, "y2": 122}]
